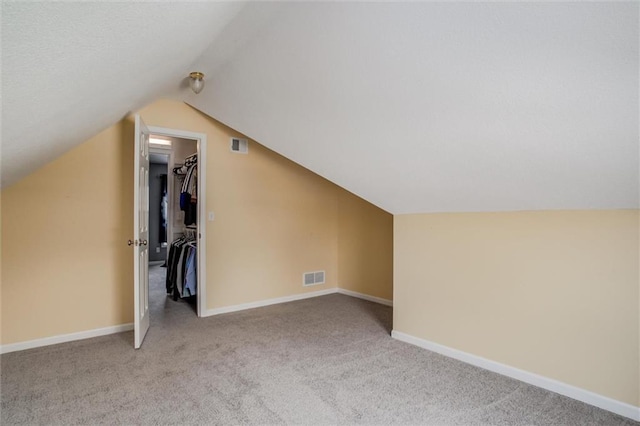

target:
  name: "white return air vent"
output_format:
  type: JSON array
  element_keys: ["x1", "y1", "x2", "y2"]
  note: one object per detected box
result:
[
  {"x1": 230, "y1": 137, "x2": 248, "y2": 154},
  {"x1": 303, "y1": 271, "x2": 325, "y2": 287}
]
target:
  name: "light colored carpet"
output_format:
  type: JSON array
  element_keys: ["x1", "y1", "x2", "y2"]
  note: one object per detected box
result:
[{"x1": 1, "y1": 266, "x2": 636, "y2": 425}]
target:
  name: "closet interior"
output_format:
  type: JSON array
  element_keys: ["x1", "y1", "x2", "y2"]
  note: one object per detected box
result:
[
  {"x1": 149, "y1": 136, "x2": 199, "y2": 315},
  {"x1": 166, "y1": 151, "x2": 198, "y2": 302}
]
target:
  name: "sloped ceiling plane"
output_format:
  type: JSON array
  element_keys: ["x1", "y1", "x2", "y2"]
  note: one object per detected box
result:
[{"x1": 2, "y1": 2, "x2": 638, "y2": 214}]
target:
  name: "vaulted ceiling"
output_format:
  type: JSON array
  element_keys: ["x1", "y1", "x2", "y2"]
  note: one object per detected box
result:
[{"x1": 2, "y1": 2, "x2": 638, "y2": 214}]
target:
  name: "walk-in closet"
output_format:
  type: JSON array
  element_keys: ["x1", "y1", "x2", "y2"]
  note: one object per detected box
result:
[{"x1": 148, "y1": 136, "x2": 199, "y2": 318}]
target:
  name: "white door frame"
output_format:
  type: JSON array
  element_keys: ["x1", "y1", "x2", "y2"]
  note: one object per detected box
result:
[{"x1": 148, "y1": 125, "x2": 208, "y2": 318}]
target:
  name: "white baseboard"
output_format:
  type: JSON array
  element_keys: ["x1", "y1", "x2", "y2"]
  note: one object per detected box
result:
[
  {"x1": 391, "y1": 330, "x2": 640, "y2": 422},
  {"x1": 204, "y1": 287, "x2": 393, "y2": 317},
  {"x1": 204, "y1": 288, "x2": 340, "y2": 316},
  {"x1": 1, "y1": 323, "x2": 134, "y2": 355},
  {"x1": 1, "y1": 288, "x2": 392, "y2": 354},
  {"x1": 337, "y1": 288, "x2": 393, "y2": 306}
]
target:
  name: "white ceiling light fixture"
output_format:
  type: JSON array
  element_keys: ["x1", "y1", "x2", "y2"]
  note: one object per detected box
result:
[{"x1": 189, "y1": 71, "x2": 205, "y2": 94}]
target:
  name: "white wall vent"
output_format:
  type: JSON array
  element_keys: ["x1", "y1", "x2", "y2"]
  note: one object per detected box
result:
[
  {"x1": 303, "y1": 271, "x2": 325, "y2": 286},
  {"x1": 230, "y1": 137, "x2": 248, "y2": 154}
]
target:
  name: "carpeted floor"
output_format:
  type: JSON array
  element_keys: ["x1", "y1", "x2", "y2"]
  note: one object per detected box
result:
[{"x1": 1, "y1": 266, "x2": 636, "y2": 425}]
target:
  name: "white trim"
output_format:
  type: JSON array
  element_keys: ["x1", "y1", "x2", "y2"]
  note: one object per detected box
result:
[
  {"x1": 196, "y1": 135, "x2": 207, "y2": 317},
  {"x1": 165, "y1": 148, "x2": 175, "y2": 261},
  {"x1": 0, "y1": 324, "x2": 133, "y2": 355},
  {"x1": 337, "y1": 288, "x2": 393, "y2": 306},
  {"x1": 147, "y1": 125, "x2": 207, "y2": 318},
  {"x1": 391, "y1": 330, "x2": 640, "y2": 422},
  {"x1": 147, "y1": 126, "x2": 208, "y2": 142},
  {"x1": 204, "y1": 287, "x2": 393, "y2": 317},
  {"x1": 0, "y1": 290, "x2": 390, "y2": 354},
  {"x1": 203, "y1": 288, "x2": 339, "y2": 317}
]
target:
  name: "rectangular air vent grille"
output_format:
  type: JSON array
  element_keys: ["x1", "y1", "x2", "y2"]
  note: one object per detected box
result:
[
  {"x1": 303, "y1": 271, "x2": 325, "y2": 286},
  {"x1": 230, "y1": 138, "x2": 248, "y2": 154}
]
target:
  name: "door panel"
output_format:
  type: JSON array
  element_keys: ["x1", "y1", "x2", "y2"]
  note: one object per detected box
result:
[{"x1": 134, "y1": 115, "x2": 150, "y2": 349}]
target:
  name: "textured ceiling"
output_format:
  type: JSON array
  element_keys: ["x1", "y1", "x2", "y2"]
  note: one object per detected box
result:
[
  {"x1": 3, "y1": 2, "x2": 638, "y2": 214},
  {"x1": 1, "y1": 1, "x2": 244, "y2": 186},
  {"x1": 187, "y1": 2, "x2": 639, "y2": 214}
]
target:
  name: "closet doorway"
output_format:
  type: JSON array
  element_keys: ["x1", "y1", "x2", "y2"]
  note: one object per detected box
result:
[{"x1": 134, "y1": 120, "x2": 208, "y2": 349}]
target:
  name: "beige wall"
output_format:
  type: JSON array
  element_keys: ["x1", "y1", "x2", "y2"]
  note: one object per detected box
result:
[
  {"x1": 394, "y1": 210, "x2": 639, "y2": 406},
  {"x1": 137, "y1": 100, "x2": 343, "y2": 309},
  {"x1": 337, "y1": 188, "x2": 393, "y2": 300},
  {"x1": 1, "y1": 121, "x2": 135, "y2": 343},
  {"x1": 1, "y1": 99, "x2": 393, "y2": 345}
]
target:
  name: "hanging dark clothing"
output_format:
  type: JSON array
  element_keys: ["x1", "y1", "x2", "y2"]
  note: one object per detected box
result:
[
  {"x1": 166, "y1": 236, "x2": 197, "y2": 300},
  {"x1": 179, "y1": 163, "x2": 197, "y2": 226}
]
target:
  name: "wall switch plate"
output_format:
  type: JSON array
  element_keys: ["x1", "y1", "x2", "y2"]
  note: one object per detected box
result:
[{"x1": 208, "y1": 211, "x2": 215, "y2": 221}]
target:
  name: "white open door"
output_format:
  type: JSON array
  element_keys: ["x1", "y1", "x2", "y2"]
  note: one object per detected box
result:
[{"x1": 133, "y1": 115, "x2": 150, "y2": 348}]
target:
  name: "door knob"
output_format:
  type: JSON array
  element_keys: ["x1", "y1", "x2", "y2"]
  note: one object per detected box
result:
[
  {"x1": 128, "y1": 240, "x2": 135, "y2": 246},
  {"x1": 140, "y1": 240, "x2": 148, "y2": 246}
]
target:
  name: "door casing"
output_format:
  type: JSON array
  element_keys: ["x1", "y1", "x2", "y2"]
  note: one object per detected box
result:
[{"x1": 147, "y1": 125, "x2": 208, "y2": 318}]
